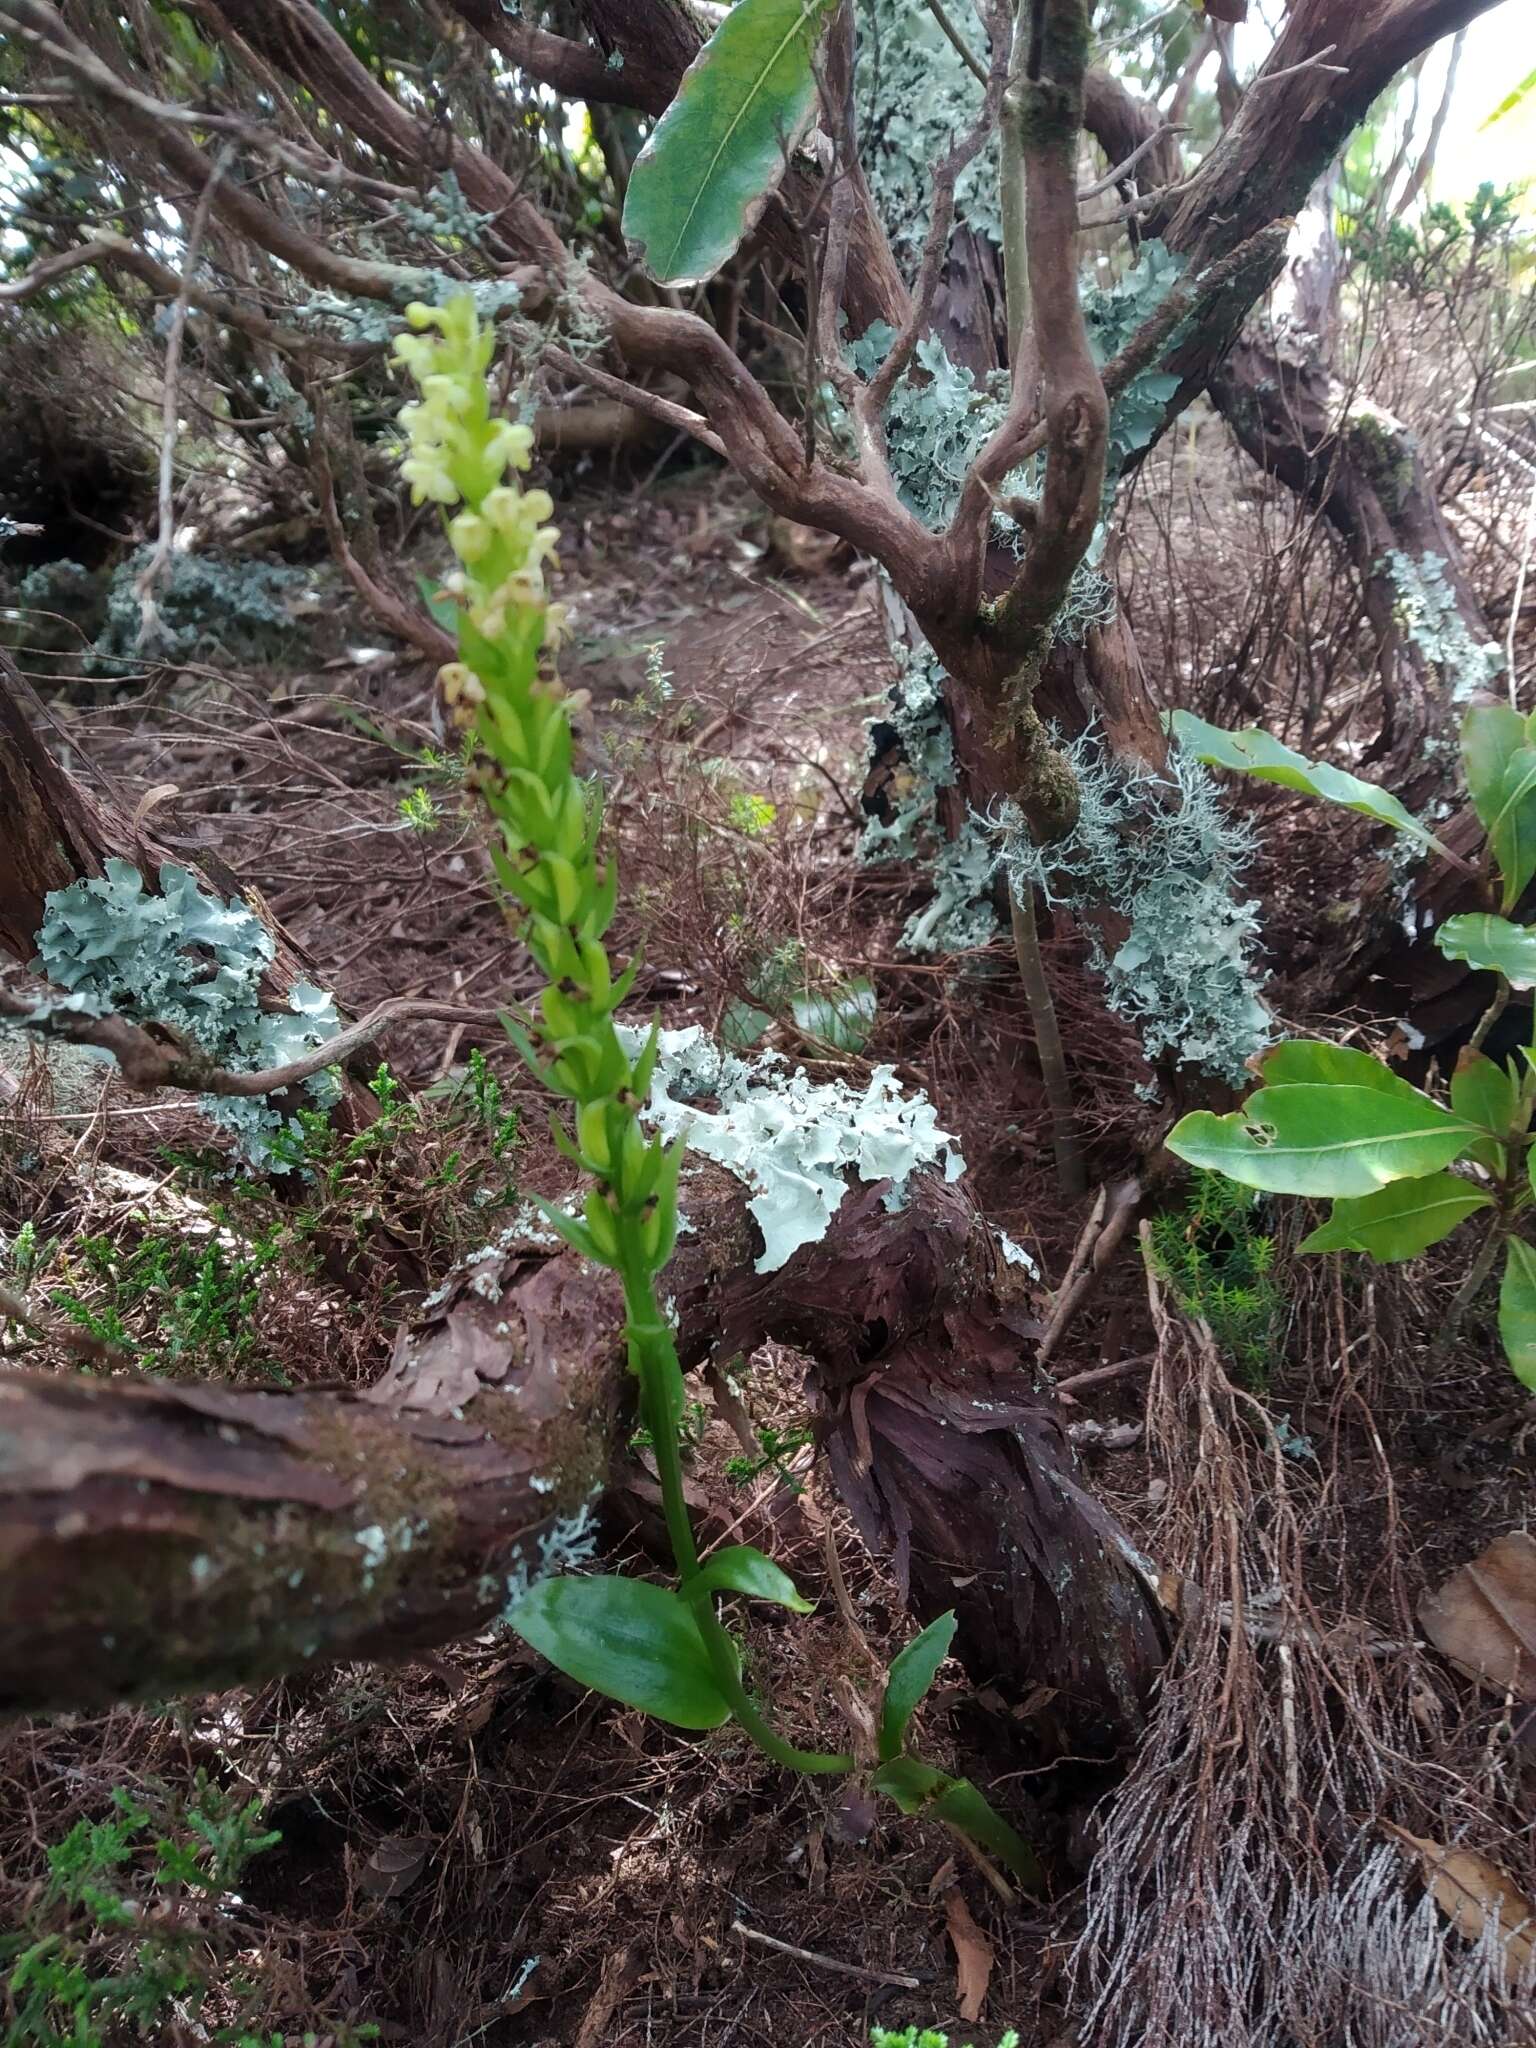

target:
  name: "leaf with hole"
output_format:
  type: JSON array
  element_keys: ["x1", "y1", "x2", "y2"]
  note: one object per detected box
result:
[
  {"x1": 879, "y1": 1611, "x2": 956, "y2": 1762},
  {"x1": 1435, "y1": 913, "x2": 1536, "y2": 989},
  {"x1": 1168, "y1": 710, "x2": 1447, "y2": 855},
  {"x1": 1499, "y1": 1238, "x2": 1536, "y2": 1391},
  {"x1": 1168, "y1": 1084, "x2": 1478, "y2": 1198},
  {"x1": 684, "y1": 1544, "x2": 814, "y2": 1613},
  {"x1": 622, "y1": 0, "x2": 838, "y2": 288},
  {"x1": 509, "y1": 1575, "x2": 731, "y2": 1728},
  {"x1": 1297, "y1": 1172, "x2": 1492, "y2": 1261}
]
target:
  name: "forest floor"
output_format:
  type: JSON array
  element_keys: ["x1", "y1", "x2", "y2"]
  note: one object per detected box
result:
[{"x1": 2, "y1": 441, "x2": 1534, "y2": 2047}]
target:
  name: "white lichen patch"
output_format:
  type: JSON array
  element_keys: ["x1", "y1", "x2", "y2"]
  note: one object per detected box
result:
[
  {"x1": 33, "y1": 859, "x2": 340, "y2": 1171},
  {"x1": 617, "y1": 1025, "x2": 964, "y2": 1272}
]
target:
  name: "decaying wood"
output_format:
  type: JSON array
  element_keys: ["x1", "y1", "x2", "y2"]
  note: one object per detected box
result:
[{"x1": 0, "y1": 1164, "x2": 1166, "y2": 1739}]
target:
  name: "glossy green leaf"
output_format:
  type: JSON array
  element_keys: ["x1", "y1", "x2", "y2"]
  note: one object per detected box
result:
[
  {"x1": 871, "y1": 1759, "x2": 1042, "y2": 1888},
  {"x1": 1435, "y1": 913, "x2": 1536, "y2": 990},
  {"x1": 1499, "y1": 1239, "x2": 1536, "y2": 1390},
  {"x1": 685, "y1": 1544, "x2": 814, "y2": 1613},
  {"x1": 1167, "y1": 1084, "x2": 1477, "y2": 1198},
  {"x1": 510, "y1": 1575, "x2": 731, "y2": 1728},
  {"x1": 1460, "y1": 701, "x2": 1528, "y2": 834},
  {"x1": 622, "y1": 0, "x2": 837, "y2": 287},
  {"x1": 879, "y1": 1611, "x2": 956, "y2": 1763},
  {"x1": 1298, "y1": 1172, "x2": 1492, "y2": 1261},
  {"x1": 1451, "y1": 1048, "x2": 1521, "y2": 1139},
  {"x1": 792, "y1": 977, "x2": 877, "y2": 1053},
  {"x1": 721, "y1": 998, "x2": 774, "y2": 1050},
  {"x1": 1169, "y1": 710, "x2": 1447, "y2": 855},
  {"x1": 1487, "y1": 748, "x2": 1536, "y2": 911},
  {"x1": 1257, "y1": 1040, "x2": 1426, "y2": 1102}
]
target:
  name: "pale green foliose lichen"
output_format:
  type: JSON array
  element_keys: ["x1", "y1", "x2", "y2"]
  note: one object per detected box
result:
[
  {"x1": 1384, "y1": 548, "x2": 1504, "y2": 701},
  {"x1": 34, "y1": 858, "x2": 340, "y2": 1170},
  {"x1": 616, "y1": 1025, "x2": 964, "y2": 1272},
  {"x1": 993, "y1": 733, "x2": 1270, "y2": 1083}
]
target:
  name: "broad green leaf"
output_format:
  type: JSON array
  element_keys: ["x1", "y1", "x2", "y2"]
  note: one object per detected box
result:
[
  {"x1": 1169, "y1": 710, "x2": 1447, "y2": 855},
  {"x1": 871, "y1": 1759, "x2": 1042, "y2": 1888},
  {"x1": 509, "y1": 1575, "x2": 731, "y2": 1728},
  {"x1": 879, "y1": 1611, "x2": 956, "y2": 1763},
  {"x1": 1435, "y1": 913, "x2": 1536, "y2": 989},
  {"x1": 1167, "y1": 1084, "x2": 1477, "y2": 1198},
  {"x1": 685, "y1": 1544, "x2": 814, "y2": 1613},
  {"x1": 1298, "y1": 1173, "x2": 1492, "y2": 1261},
  {"x1": 622, "y1": 0, "x2": 837, "y2": 287},
  {"x1": 791, "y1": 977, "x2": 876, "y2": 1052},
  {"x1": 1460, "y1": 701, "x2": 1528, "y2": 835},
  {"x1": 1258, "y1": 1040, "x2": 1426, "y2": 1103},
  {"x1": 1452, "y1": 1048, "x2": 1521, "y2": 1140},
  {"x1": 1499, "y1": 1239, "x2": 1536, "y2": 1390},
  {"x1": 1487, "y1": 748, "x2": 1536, "y2": 911}
]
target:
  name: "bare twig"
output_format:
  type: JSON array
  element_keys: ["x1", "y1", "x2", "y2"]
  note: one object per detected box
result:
[
  {"x1": 1037, "y1": 1178, "x2": 1142, "y2": 1368},
  {"x1": 729, "y1": 1921, "x2": 922, "y2": 1990},
  {"x1": 134, "y1": 141, "x2": 236, "y2": 644},
  {"x1": 0, "y1": 984, "x2": 501, "y2": 1100},
  {"x1": 1010, "y1": 887, "x2": 1084, "y2": 1195},
  {"x1": 1077, "y1": 123, "x2": 1186, "y2": 203},
  {"x1": 0, "y1": 1281, "x2": 134, "y2": 1369},
  {"x1": 919, "y1": 0, "x2": 989, "y2": 85}
]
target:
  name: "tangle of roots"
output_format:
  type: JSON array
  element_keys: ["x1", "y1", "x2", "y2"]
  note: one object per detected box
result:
[{"x1": 1071, "y1": 1235, "x2": 1535, "y2": 2048}]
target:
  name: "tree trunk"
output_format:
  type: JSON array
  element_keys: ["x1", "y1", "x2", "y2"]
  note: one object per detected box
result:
[
  {"x1": 1, "y1": 1163, "x2": 1166, "y2": 1739},
  {"x1": 1210, "y1": 326, "x2": 1497, "y2": 791}
]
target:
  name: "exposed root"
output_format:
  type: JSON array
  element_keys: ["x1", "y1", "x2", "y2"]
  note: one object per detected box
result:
[{"x1": 1072, "y1": 1229, "x2": 1536, "y2": 2048}]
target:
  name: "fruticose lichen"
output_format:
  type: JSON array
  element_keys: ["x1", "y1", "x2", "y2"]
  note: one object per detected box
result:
[
  {"x1": 617, "y1": 1025, "x2": 964, "y2": 1272},
  {"x1": 992, "y1": 731, "x2": 1271, "y2": 1084},
  {"x1": 1384, "y1": 547, "x2": 1505, "y2": 700},
  {"x1": 34, "y1": 859, "x2": 340, "y2": 1169}
]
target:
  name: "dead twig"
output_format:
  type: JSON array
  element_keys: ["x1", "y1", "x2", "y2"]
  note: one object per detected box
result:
[{"x1": 729, "y1": 1921, "x2": 921, "y2": 1990}]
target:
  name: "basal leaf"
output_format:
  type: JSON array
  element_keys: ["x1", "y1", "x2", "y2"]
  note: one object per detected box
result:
[
  {"x1": 1167, "y1": 1084, "x2": 1478, "y2": 1198},
  {"x1": 871, "y1": 1758, "x2": 1042, "y2": 1888},
  {"x1": 622, "y1": 0, "x2": 837, "y2": 287},
  {"x1": 685, "y1": 1543, "x2": 814, "y2": 1613},
  {"x1": 1168, "y1": 710, "x2": 1446, "y2": 854},
  {"x1": 1436, "y1": 913, "x2": 1536, "y2": 989},
  {"x1": 928, "y1": 1776, "x2": 1045, "y2": 1890},
  {"x1": 1298, "y1": 1172, "x2": 1492, "y2": 1261},
  {"x1": 510, "y1": 1575, "x2": 731, "y2": 1729},
  {"x1": 879, "y1": 1611, "x2": 956, "y2": 1763},
  {"x1": 1499, "y1": 1239, "x2": 1536, "y2": 1391}
]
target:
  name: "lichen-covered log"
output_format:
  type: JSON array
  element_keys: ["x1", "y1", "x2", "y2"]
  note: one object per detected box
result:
[{"x1": 1, "y1": 1166, "x2": 1166, "y2": 1739}]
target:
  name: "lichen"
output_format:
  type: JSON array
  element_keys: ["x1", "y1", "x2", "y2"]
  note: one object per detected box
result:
[
  {"x1": 992, "y1": 731, "x2": 1271, "y2": 1083},
  {"x1": 33, "y1": 859, "x2": 340, "y2": 1170},
  {"x1": 1383, "y1": 547, "x2": 1504, "y2": 701},
  {"x1": 616, "y1": 1025, "x2": 964, "y2": 1272}
]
